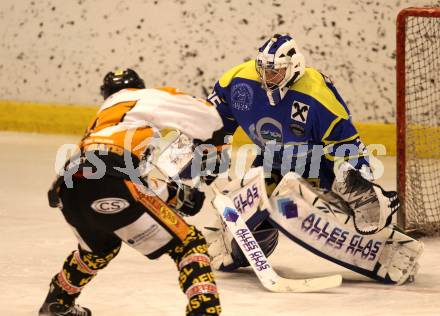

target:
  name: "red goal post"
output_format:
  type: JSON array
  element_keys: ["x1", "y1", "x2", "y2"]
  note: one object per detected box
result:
[{"x1": 396, "y1": 7, "x2": 440, "y2": 235}]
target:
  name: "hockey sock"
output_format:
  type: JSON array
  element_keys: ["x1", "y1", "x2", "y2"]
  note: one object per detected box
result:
[
  {"x1": 168, "y1": 226, "x2": 221, "y2": 316},
  {"x1": 46, "y1": 245, "x2": 121, "y2": 306}
]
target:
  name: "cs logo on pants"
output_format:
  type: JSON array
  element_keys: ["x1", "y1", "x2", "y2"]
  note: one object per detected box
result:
[{"x1": 91, "y1": 198, "x2": 130, "y2": 214}]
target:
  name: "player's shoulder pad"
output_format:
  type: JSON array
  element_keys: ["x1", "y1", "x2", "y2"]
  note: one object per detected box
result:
[
  {"x1": 291, "y1": 67, "x2": 349, "y2": 120},
  {"x1": 219, "y1": 60, "x2": 260, "y2": 88}
]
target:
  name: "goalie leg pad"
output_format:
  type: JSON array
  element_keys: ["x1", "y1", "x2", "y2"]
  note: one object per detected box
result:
[
  {"x1": 376, "y1": 229, "x2": 424, "y2": 285},
  {"x1": 269, "y1": 172, "x2": 423, "y2": 285},
  {"x1": 204, "y1": 167, "x2": 276, "y2": 272},
  {"x1": 204, "y1": 215, "x2": 278, "y2": 272},
  {"x1": 204, "y1": 209, "x2": 275, "y2": 272}
]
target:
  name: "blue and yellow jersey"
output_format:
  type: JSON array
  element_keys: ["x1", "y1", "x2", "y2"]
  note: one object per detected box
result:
[{"x1": 207, "y1": 60, "x2": 369, "y2": 189}]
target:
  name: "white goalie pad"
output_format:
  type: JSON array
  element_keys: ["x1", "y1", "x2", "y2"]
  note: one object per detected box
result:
[
  {"x1": 221, "y1": 167, "x2": 271, "y2": 223},
  {"x1": 203, "y1": 167, "x2": 271, "y2": 270},
  {"x1": 208, "y1": 168, "x2": 342, "y2": 292},
  {"x1": 268, "y1": 172, "x2": 424, "y2": 285}
]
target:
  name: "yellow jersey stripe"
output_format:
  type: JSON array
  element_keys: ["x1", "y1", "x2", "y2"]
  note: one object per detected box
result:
[
  {"x1": 321, "y1": 117, "x2": 342, "y2": 143},
  {"x1": 219, "y1": 60, "x2": 260, "y2": 88},
  {"x1": 292, "y1": 68, "x2": 349, "y2": 120},
  {"x1": 323, "y1": 133, "x2": 360, "y2": 146}
]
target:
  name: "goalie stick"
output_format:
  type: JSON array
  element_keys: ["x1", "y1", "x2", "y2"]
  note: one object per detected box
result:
[{"x1": 210, "y1": 184, "x2": 343, "y2": 293}]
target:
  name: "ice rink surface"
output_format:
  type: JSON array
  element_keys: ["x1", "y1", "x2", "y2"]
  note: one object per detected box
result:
[{"x1": 0, "y1": 131, "x2": 439, "y2": 316}]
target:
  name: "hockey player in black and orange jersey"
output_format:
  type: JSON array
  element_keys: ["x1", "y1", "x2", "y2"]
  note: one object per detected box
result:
[{"x1": 38, "y1": 69, "x2": 222, "y2": 316}]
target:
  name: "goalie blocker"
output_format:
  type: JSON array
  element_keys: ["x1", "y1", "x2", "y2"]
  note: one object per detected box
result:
[{"x1": 207, "y1": 167, "x2": 423, "y2": 285}]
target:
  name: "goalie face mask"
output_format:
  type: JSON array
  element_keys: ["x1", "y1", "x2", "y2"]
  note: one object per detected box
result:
[{"x1": 256, "y1": 34, "x2": 306, "y2": 106}]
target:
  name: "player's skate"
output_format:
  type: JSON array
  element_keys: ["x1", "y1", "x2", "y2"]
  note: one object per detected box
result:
[
  {"x1": 332, "y1": 163, "x2": 399, "y2": 234},
  {"x1": 38, "y1": 302, "x2": 91, "y2": 316},
  {"x1": 38, "y1": 279, "x2": 91, "y2": 316}
]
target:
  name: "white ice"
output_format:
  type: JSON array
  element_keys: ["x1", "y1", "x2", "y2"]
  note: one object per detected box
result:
[{"x1": 0, "y1": 132, "x2": 439, "y2": 316}]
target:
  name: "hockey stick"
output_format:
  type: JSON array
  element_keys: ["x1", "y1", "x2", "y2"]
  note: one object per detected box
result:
[{"x1": 210, "y1": 184, "x2": 343, "y2": 293}]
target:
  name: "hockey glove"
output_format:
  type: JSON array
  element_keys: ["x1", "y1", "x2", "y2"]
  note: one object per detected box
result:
[
  {"x1": 332, "y1": 164, "x2": 399, "y2": 234},
  {"x1": 167, "y1": 182, "x2": 205, "y2": 216},
  {"x1": 48, "y1": 176, "x2": 64, "y2": 208}
]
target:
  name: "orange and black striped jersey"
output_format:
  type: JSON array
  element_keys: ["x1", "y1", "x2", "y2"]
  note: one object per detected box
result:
[{"x1": 79, "y1": 87, "x2": 223, "y2": 161}]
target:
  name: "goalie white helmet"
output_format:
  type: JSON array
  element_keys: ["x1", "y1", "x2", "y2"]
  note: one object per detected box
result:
[{"x1": 256, "y1": 34, "x2": 306, "y2": 106}]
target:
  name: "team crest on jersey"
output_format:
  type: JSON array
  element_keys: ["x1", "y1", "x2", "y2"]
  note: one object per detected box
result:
[
  {"x1": 261, "y1": 128, "x2": 282, "y2": 143},
  {"x1": 231, "y1": 83, "x2": 253, "y2": 111},
  {"x1": 291, "y1": 101, "x2": 309, "y2": 123},
  {"x1": 249, "y1": 117, "x2": 283, "y2": 146}
]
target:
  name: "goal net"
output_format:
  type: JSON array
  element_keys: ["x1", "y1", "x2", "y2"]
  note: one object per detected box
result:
[{"x1": 396, "y1": 7, "x2": 440, "y2": 236}]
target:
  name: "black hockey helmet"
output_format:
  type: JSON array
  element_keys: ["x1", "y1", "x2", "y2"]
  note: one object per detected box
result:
[{"x1": 100, "y1": 68, "x2": 145, "y2": 99}]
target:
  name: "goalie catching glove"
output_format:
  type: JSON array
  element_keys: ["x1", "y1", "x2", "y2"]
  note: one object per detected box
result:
[{"x1": 332, "y1": 162, "x2": 400, "y2": 234}]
